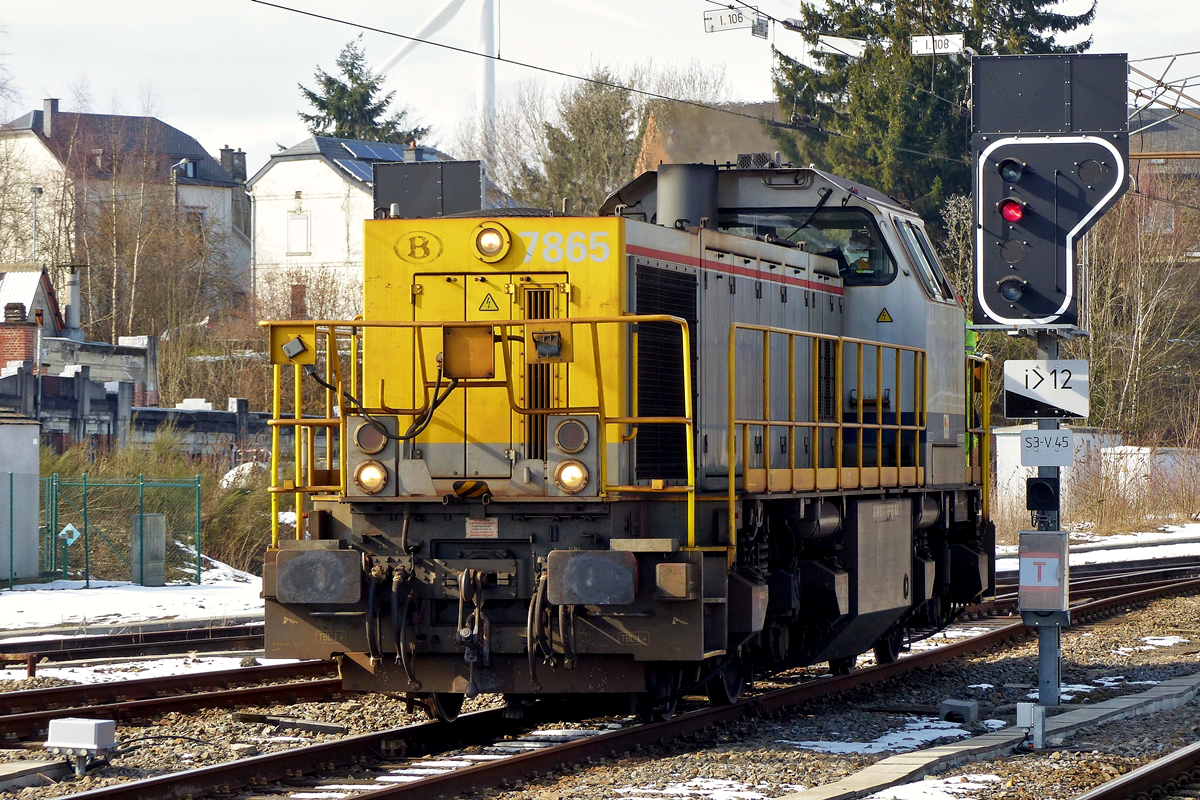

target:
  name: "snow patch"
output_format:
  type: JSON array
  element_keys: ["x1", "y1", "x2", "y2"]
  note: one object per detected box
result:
[
  {"x1": 778, "y1": 717, "x2": 971, "y2": 754},
  {"x1": 996, "y1": 536, "x2": 1200, "y2": 572},
  {"x1": 864, "y1": 774, "x2": 1002, "y2": 800},
  {"x1": 1141, "y1": 635, "x2": 1188, "y2": 648},
  {"x1": 616, "y1": 778, "x2": 807, "y2": 799},
  {"x1": 15, "y1": 656, "x2": 299, "y2": 684},
  {"x1": 0, "y1": 555, "x2": 262, "y2": 632},
  {"x1": 220, "y1": 462, "x2": 265, "y2": 489}
]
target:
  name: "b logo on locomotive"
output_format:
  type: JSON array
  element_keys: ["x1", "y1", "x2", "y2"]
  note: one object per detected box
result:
[{"x1": 394, "y1": 231, "x2": 443, "y2": 264}]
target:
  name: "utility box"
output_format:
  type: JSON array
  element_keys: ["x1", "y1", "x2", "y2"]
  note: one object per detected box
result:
[
  {"x1": 0, "y1": 412, "x2": 41, "y2": 583},
  {"x1": 1018, "y1": 531, "x2": 1069, "y2": 614},
  {"x1": 131, "y1": 513, "x2": 166, "y2": 586}
]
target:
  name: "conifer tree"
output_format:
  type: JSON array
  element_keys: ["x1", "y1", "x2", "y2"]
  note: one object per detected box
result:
[
  {"x1": 773, "y1": 0, "x2": 1096, "y2": 225},
  {"x1": 299, "y1": 37, "x2": 429, "y2": 144}
]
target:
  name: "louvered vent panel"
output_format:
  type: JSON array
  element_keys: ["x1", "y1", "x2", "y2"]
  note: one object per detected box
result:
[
  {"x1": 818, "y1": 339, "x2": 836, "y2": 422},
  {"x1": 635, "y1": 267, "x2": 697, "y2": 481},
  {"x1": 524, "y1": 288, "x2": 553, "y2": 461}
]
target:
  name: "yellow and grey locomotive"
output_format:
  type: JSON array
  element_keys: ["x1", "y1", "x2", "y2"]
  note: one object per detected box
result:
[{"x1": 262, "y1": 158, "x2": 992, "y2": 719}]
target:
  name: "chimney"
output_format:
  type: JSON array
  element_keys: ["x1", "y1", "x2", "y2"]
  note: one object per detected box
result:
[
  {"x1": 0, "y1": 303, "x2": 36, "y2": 365},
  {"x1": 403, "y1": 145, "x2": 425, "y2": 163},
  {"x1": 65, "y1": 265, "x2": 84, "y2": 342},
  {"x1": 220, "y1": 145, "x2": 234, "y2": 178},
  {"x1": 43, "y1": 98, "x2": 59, "y2": 139},
  {"x1": 232, "y1": 148, "x2": 247, "y2": 183}
]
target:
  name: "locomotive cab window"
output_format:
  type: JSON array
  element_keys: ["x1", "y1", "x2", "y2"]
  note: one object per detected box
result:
[
  {"x1": 894, "y1": 217, "x2": 956, "y2": 303},
  {"x1": 717, "y1": 207, "x2": 896, "y2": 286}
]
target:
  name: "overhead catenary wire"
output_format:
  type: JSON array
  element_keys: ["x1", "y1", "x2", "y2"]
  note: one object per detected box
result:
[{"x1": 250, "y1": 0, "x2": 967, "y2": 165}]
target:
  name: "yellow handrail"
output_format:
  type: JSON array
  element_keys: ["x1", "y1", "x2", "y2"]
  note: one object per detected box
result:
[
  {"x1": 261, "y1": 315, "x2": 696, "y2": 545},
  {"x1": 967, "y1": 353, "x2": 992, "y2": 519},
  {"x1": 727, "y1": 323, "x2": 928, "y2": 547}
]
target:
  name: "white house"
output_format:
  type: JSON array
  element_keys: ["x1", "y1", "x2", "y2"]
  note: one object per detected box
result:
[
  {"x1": 248, "y1": 137, "x2": 515, "y2": 320},
  {"x1": 0, "y1": 99, "x2": 251, "y2": 288},
  {"x1": 248, "y1": 138, "x2": 458, "y2": 320}
]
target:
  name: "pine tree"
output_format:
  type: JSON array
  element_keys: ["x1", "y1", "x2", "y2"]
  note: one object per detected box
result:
[
  {"x1": 542, "y1": 69, "x2": 641, "y2": 214},
  {"x1": 773, "y1": 0, "x2": 1096, "y2": 226},
  {"x1": 298, "y1": 37, "x2": 430, "y2": 144}
]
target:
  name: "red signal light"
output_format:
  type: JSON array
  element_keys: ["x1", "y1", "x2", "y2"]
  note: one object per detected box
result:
[{"x1": 998, "y1": 199, "x2": 1025, "y2": 223}]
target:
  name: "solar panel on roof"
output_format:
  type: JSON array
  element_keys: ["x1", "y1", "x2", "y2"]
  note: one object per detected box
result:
[
  {"x1": 340, "y1": 141, "x2": 410, "y2": 162},
  {"x1": 333, "y1": 158, "x2": 374, "y2": 184}
]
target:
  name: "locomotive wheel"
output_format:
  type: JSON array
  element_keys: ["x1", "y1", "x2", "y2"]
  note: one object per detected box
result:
[
  {"x1": 706, "y1": 652, "x2": 749, "y2": 706},
  {"x1": 829, "y1": 656, "x2": 856, "y2": 676},
  {"x1": 636, "y1": 665, "x2": 684, "y2": 722},
  {"x1": 428, "y1": 692, "x2": 464, "y2": 722},
  {"x1": 872, "y1": 628, "x2": 904, "y2": 665}
]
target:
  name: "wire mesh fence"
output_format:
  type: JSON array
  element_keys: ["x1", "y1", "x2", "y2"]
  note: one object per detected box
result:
[{"x1": 39, "y1": 474, "x2": 203, "y2": 585}]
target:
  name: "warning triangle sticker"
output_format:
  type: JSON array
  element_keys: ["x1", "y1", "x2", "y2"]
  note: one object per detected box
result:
[
  {"x1": 876, "y1": 308, "x2": 893, "y2": 323},
  {"x1": 478, "y1": 293, "x2": 500, "y2": 312}
]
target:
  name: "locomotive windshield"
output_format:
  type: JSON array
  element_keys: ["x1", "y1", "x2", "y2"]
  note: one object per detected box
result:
[{"x1": 717, "y1": 207, "x2": 896, "y2": 286}]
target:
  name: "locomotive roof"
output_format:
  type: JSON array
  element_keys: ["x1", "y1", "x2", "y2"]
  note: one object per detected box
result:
[{"x1": 599, "y1": 165, "x2": 913, "y2": 217}]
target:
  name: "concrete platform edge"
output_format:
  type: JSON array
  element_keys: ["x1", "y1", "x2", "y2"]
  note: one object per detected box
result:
[{"x1": 775, "y1": 670, "x2": 1200, "y2": 800}]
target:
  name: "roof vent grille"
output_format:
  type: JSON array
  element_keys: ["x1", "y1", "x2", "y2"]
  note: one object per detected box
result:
[{"x1": 737, "y1": 152, "x2": 778, "y2": 169}]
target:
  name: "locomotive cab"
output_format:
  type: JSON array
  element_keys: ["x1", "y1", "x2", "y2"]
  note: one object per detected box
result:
[{"x1": 262, "y1": 157, "x2": 993, "y2": 717}]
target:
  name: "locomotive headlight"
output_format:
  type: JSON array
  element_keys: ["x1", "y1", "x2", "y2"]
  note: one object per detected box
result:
[
  {"x1": 554, "y1": 418, "x2": 589, "y2": 454},
  {"x1": 554, "y1": 459, "x2": 589, "y2": 494},
  {"x1": 354, "y1": 421, "x2": 388, "y2": 455},
  {"x1": 354, "y1": 460, "x2": 388, "y2": 494},
  {"x1": 472, "y1": 222, "x2": 511, "y2": 262}
]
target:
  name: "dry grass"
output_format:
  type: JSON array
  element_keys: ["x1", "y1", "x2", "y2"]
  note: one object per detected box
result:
[{"x1": 42, "y1": 430, "x2": 273, "y2": 576}]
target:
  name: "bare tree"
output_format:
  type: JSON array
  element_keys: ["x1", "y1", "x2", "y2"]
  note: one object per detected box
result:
[{"x1": 452, "y1": 60, "x2": 727, "y2": 211}]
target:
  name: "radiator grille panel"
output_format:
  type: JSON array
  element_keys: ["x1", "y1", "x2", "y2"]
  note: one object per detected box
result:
[
  {"x1": 818, "y1": 339, "x2": 836, "y2": 423},
  {"x1": 635, "y1": 267, "x2": 697, "y2": 481},
  {"x1": 524, "y1": 288, "x2": 553, "y2": 461}
]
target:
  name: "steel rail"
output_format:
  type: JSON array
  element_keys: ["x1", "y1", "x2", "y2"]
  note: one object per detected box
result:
[
  {"x1": 49, "y1": 577, "x2": 1200, "y2": 800},
  {"x1": 1072, "y1": 740, "x2": 1200, "y2": 800},
  {"x1": 0, "y1": 678, "x2": 343, "y2": 741},
  {"x1": 56, "y1": 708, "x2": 516, "y2": 800},
  {"x1": 0, "y1": 624, "x2": 266, "y2": 664},
  {"x1": 1, "y1": 660, "x2": 335, "y2": 716}
]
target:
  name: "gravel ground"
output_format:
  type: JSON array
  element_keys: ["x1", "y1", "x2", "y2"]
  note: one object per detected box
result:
[
  {"x1": 0, "y1": 684, "x2": 503, "y2": 799},
  {"x1": 481, "y1": 592, "x2": 1200, "y2": 800},
  {"x1": 3, "y1": 592, "x2": 1198, "y2": 800}
]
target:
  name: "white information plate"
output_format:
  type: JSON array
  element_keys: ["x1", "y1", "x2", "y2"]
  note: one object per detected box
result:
[
  {"x1": 704, "y1": 9, "x2": 753, "y2": 31},
  {"x1": 1004, "y1": 359, "x2": 1089, "y2": 419},
  {"x1": 911, "y1": 33, "x2": 964, "y2": 55},
  {"x1": 1020, "y1": 429, "x2": 1074, "y2": 467},
  {"x1": 465, "y1": 518, "x2": 499, "y2": 539}
]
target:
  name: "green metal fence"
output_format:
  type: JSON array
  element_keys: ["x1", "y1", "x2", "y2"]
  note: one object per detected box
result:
[{"x1": 40, "y1": 474, "x2": 203, "y2": 585}]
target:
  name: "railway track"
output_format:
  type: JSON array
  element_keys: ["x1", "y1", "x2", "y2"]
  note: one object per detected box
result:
[
  {"x1": 1073, "y1": 740, "x2": 1200, "y2": 800},
  {"x1": 49, "y1": 574, "x2": 1200, "y2": 800},
  {"x1": 0, "y1": 661, "x2": 338, "y2": 741},
  {"x1": 0, "y1": 624, "x2": 265, "y2": 667}
]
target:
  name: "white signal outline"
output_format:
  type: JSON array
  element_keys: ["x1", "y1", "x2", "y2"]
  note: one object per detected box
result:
[{"x1": 975, "y1": 135, "x2": 1125, "y2": 326}]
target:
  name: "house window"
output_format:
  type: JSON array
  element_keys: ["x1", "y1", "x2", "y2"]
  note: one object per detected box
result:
[
  {"x1": 184, "y1": 207, "x2": 206, "y2": 238},
  {"x1": 185, "y1": 161, "x2": 198, "y2": 178},
  {"x1": 287, "y1": 212, "x2": 311, "y2": 256}
]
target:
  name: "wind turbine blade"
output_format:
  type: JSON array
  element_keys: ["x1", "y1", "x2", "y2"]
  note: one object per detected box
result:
[{"x1": 379, "y1": 0, "x2": 471, "y2": 74}]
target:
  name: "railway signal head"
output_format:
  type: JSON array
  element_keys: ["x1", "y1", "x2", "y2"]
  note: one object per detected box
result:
[{"x1": 973, "y1": 136, "x2": 1128, "y2": 328}]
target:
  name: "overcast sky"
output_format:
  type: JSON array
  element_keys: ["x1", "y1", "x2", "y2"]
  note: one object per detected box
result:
[{"x1": 3, "y1": 0, "x2": 1197, "y2": 175}]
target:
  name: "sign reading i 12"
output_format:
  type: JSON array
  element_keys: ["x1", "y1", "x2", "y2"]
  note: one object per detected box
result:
[{"x1": 1004, "y1": 359, "x2": 1089, "y2": 419}]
